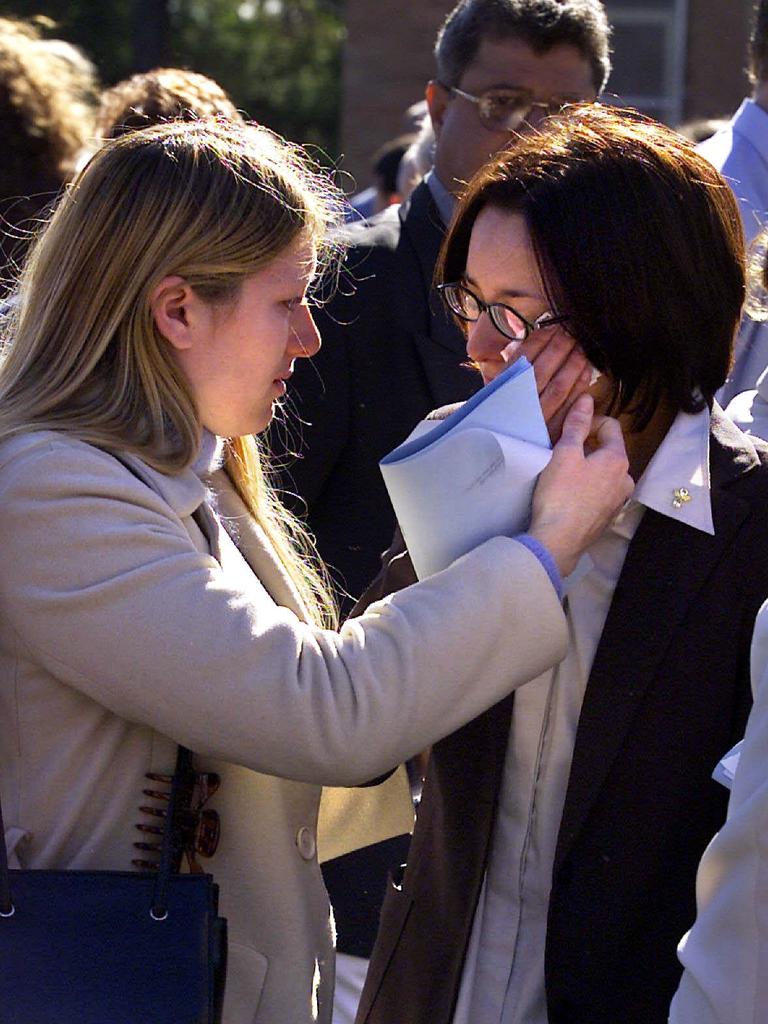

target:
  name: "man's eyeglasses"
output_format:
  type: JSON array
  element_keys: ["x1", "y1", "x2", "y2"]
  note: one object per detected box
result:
[
  {"x1": 438, "y1": 281, "x2": 569, "y2": 342},
  {"x1": 440, "y1": 82, "x2": 572, "y2": 132}
]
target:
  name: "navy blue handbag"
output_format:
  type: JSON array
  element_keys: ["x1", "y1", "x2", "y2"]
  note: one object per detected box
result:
[{"x1": 0, "y1": 747, "x2": 227, "y2": 1024}]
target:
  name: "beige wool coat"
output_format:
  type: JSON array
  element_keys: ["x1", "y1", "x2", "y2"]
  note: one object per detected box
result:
[{"x1": 0, "y1": 431, "x2": 567, "y2": 1024}]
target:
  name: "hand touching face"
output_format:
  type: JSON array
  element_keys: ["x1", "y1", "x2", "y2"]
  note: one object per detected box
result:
[{"x1": 464, "y1": 205, "x2": 598, "y2": 441}]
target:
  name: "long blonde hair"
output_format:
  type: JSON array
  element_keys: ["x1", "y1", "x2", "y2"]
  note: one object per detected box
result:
[{"x1": 0, "y1": 119, "x2": 342, "y2": 627}]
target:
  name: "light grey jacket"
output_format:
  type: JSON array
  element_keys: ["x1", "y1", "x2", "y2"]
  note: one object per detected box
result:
[
  {"x1": 0, "y1": 431, "x2": 567, "y2": 1024},
  {"x1": 670, "y1": 598, "x2": 768, "y2": 1024}
]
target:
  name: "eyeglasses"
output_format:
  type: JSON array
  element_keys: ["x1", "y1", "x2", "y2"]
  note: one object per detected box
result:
[
  {"x1": 438, "y1": 281, "x2": 569, "y2": 342},
  {"x1": 134, "y1": 770, "x2": 221, "y2": 874},
  {"x1": 440, "y1": 83, "x2": 572, "y2": 132}
]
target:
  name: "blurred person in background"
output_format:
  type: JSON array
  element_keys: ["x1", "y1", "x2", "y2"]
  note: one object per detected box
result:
[
  {"x1": 396, "y1": 114, "x2": 436, "y2": 201},
  {"x1": 699, "y1": 0, "x2": 768, "y2": 404},
  {"x1": 346, "y1": 133, "x2": 415, "y2": 221},
  {"x1": 95, "y1": 66, "x2": 243, "y2": 141},
  {"x1": 722, "y1": 227, "x2": 768, "y2": 439},
  {"x1": 370, "y1": 134, "x2": 414, "y2": 214},
  {"x1": 0, "y1": 16, "x2": 97, "y2": 289},
  {"x1": 347, "y1": 100, "x2": 429, "y2": 221},
  {"x1": 677, "y1": 116, "x2": 729, "y2": 145}
]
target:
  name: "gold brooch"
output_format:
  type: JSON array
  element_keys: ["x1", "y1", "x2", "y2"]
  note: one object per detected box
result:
[{"x1": 672, "y1": 487, "x2": 691, "y2": 509}]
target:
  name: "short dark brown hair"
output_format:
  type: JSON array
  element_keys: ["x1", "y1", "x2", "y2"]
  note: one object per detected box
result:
[
  {"x1": 435, "y1": 0, "x2": 612, "y2": 94},
  {"x1": 97, "y1": 67, "x2": 242, "y2": 141},
  {"x1": 749, "y1": 0, "x2": 768, "y2": 84},
  {"x1": 438, "y1": 105, "x2": 745, "y2": 429}
]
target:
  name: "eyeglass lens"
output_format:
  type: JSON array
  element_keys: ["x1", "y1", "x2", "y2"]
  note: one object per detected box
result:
[
  {"x1": 478, "y1": 90, "x2": 561, "y2": 131},
  {"x1": 443, "y1": 284, "x2": 528, "y2": 340},
  {"x1": 492, "y1": 305, "x2": 528, "y2": 339}
]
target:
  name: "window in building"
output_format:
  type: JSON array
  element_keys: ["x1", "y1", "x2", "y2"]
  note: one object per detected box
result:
[{"x1": 604, "y1": 0, "x2": 688, "y2": 126}]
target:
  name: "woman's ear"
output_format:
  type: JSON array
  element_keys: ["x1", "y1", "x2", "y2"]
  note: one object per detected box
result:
[{"x1": 150, "y1": 275, "x2": 197, "y2": 350}]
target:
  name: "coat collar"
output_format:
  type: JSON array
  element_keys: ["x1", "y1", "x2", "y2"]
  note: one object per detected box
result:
[
  {"x1": 208, "y1": 467, "x2": 311, "y2": 622},
  {"x1": 553, "y1": 407, "x2": 761, "y2": 874},
  {"x1": 121, "y1": 451, "x2": 310, "y2": 622},
  {"x1": 115, "y1": 452, "x2": 206, "y2": 519},
  {"x1": 629, "y1": 407, "x2": 713, "y2": 535}
]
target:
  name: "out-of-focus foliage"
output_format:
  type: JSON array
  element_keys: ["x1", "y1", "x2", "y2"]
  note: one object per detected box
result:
[{"x1": 0, "y1": 0, "x2": 346, "y2": 157}]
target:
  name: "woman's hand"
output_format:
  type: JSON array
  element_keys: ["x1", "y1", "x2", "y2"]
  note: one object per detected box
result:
[
  {"x1": 528, "y1": 394, "x2": 633, "y2": 577},
  {"x1": 502, "y1": 326, "x2": 595, "y2": 443}
]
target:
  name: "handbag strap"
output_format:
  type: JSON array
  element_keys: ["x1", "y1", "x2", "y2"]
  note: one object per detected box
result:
[
  {"x1": 0, "y1": 744, "x2": 193, "y2": 918},
  {"x1": 1, "y1": 452, "x2": 209, "y2": 916}
]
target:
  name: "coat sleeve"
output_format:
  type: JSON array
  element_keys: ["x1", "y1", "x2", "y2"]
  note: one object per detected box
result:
[
  {"x1": 669, "y1": 599, "x2": 768, "y2": 1024},
  {"x1": 0, "y1": 438, "x2": 567, "y2": 786}
]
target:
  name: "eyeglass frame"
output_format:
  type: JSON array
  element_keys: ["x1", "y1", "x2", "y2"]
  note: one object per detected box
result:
[
  {"x1": 438, "y1": 81, "x2": 573, "y2": 132},
  {"x1": 437, "y1": 281, "x2": 570, "y2": 343}
]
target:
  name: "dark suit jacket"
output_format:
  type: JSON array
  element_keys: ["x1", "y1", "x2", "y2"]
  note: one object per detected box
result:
[
  {"x1": 356, "y1": 412, "x2": 768, "y2": 1024},
  {"x1": 271, "y1": 181, "x2": 481, "y2": 613}
]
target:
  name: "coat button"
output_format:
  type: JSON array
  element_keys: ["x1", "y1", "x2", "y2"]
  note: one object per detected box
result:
[{"x1": 296, "y1": 826, "x2": 316, "y2": 860}]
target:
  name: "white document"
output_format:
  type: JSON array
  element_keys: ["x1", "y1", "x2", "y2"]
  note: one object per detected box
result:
[
  {"x1": 379, "y1": 359, "x2": 552, "y2": 580},
  {"x1": 712, "y1": 739, "x2": 744, "y2": 791}
]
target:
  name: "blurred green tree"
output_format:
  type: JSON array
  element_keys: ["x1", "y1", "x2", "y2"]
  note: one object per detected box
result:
[{"x1": 0, "y1": 0, "x2": 346, "y2": 157}]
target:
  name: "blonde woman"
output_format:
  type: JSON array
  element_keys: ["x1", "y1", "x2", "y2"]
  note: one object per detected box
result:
[{"x1": 0, "y1": 120, "x2": 630, "y2": 1024}]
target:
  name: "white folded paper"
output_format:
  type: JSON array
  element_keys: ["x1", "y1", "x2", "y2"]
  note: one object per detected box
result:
[
  {"x1": 712, "y1": 739, "x2": 744, "y2": 791},
  {"x1": 380, "y1": 358, "x2": 552, "y2": 579}
]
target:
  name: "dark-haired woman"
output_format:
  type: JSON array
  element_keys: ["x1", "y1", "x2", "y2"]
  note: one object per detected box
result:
[{"x1": 357, "y1": 105, "x2": 768, "y2": 1024}]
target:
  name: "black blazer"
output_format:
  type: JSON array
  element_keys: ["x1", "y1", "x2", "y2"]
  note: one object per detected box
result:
[
  {"x1": 271, "y1": 182, "x2": 481, "y2": 612},
  {"x1": 357, "y1": 413, "x2": 768, "y2": 1024}
]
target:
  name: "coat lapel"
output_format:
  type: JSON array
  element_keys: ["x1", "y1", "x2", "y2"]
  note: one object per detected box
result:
[
  {"x1": 553, "y1": 411, "x2": 760, "y2": 874},
  {"x1": 209, "y1": 467, "x2": 310, "y2": 621},
  {"x1": 398, "y1": 183, "x2": 481, "y2": 408}
]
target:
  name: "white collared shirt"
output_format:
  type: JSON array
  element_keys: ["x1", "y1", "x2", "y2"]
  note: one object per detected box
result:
[
  {"x1": 698, "y1": 99, "x2": 768, "y2": 246},
  {"x1": 425, "y1": 169, "x2": 456, "y2": 227},
  {"x1": 452, "y1": 407, "x2": 714, "y2": 1024},
  {"x1": 699, "y1": 100, "x2": 768, "y2": 405}
]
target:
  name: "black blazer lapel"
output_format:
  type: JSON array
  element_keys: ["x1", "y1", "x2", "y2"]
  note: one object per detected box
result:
[
  {"x1": 358, "y1": 691, "x2": 515, "y2": 1024},
  {"x1": 398, "y1": 183, "x2": 481, "y2": 408},
  {"x1": 554, "y1": 412, "x2": 759, "y2": 875}
]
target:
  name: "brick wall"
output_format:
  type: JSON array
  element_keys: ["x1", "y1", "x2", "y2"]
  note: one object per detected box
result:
[
  {"x1": 684, "y1": 0, "x2": 753, "y2": 120},
  {"x1": 340, "y1": 0, "x2": 448, "y2": 189}
]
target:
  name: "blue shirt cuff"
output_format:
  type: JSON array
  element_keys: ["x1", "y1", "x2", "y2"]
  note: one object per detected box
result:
[{"x1": 515, "y1": 533, "x2": 564, "y2": 601}]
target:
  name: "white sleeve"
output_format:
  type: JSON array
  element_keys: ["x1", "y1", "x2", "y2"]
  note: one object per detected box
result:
[{"x1": 0, "y1": 439, "x2": 567, "y2": 785}]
